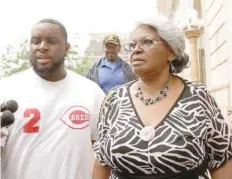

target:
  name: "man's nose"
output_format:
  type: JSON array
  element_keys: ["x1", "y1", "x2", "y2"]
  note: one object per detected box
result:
[{"x1": 38, "y1": 41, "x2": 48, "y2": 51}]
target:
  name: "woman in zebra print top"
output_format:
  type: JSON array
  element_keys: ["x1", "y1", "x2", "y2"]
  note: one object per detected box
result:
[{"x1": 92, "y1": 15, "x2": 232, "y2": 179}]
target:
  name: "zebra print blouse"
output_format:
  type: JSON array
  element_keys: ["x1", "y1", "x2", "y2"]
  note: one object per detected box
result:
[{"x1": 93, "y1": 79, "x2": 232, "y2": 179}]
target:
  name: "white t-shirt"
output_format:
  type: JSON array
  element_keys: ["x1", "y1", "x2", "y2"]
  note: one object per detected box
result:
[{"x1": 0, "y1": 68, "x2": 105, "y2": 179}]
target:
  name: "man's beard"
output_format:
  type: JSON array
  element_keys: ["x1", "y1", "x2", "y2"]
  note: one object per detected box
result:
[{"x1": 31, "y1": 57, "x2": 65, "y2": 78}]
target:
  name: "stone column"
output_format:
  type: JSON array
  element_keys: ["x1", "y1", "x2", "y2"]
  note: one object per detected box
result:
[{"x1": 184, "y1": 26, "x2": 204, "y2": 82}]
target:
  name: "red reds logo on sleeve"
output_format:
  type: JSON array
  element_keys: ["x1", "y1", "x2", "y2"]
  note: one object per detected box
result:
[{"x1": 60, "y1": 106, "x2": 91, "y2": 129}]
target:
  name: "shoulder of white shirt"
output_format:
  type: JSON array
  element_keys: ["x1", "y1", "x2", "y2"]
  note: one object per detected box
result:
[
  {"x1": 67, "y1": 69, "x2": 105, "y2": 94},
  {"x1": 0, "y1": 68, "x2": 105, "y2": 96}
]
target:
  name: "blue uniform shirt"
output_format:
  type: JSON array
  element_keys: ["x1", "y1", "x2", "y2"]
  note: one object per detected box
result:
[{"x1": 98, "y1": 58, "x2": 126, "y2": 94}]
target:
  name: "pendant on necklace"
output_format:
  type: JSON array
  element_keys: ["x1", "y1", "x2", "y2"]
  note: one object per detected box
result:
[{"x1": 140, "y1": 126, "x2": 155, "y2": 142}]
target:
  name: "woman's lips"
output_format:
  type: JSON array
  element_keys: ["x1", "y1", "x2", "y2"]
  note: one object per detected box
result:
[{"x1": 132, "y1": 58, "x2": 145, "y2": 66}]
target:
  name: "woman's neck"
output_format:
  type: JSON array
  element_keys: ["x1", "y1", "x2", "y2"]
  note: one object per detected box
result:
[{"x1": 138, "y1": 72, "x2": 172, "y2": 96}]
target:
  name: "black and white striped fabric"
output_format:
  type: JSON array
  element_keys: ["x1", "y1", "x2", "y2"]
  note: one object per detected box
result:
[{"x1": 93, "y1": 79, "x2": 232, "y2": 179}]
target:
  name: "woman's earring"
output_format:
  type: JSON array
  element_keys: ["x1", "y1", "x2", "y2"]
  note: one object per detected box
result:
[{"x1": 171, "y1": 62, "x2": 177, "y2": 73}]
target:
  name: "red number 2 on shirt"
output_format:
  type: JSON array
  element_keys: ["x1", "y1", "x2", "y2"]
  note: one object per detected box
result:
[{"x1": 23, "y1": 108, "x2": 41, "y2": 133}]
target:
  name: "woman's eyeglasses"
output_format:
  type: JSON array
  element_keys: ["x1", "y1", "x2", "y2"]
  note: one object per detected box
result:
[{"x1": 124, "y1": 39, "x2": 163, "y2": 52}]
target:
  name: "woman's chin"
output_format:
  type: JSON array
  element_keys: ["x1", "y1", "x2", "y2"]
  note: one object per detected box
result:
[{"x1": 132, "y1": 65, "x2": 148, "y2": 76}]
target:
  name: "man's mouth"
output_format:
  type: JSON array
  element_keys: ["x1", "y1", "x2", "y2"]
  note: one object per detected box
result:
[
  {"x1": 37, "y1": 59, "x2": 51, "y2": 64},
  {"x1": 36, "y1": 56, "x2": 51, "y2": 65},
  {"x1": 36, "y1": 55, "x2": 51, "y2": 64}
]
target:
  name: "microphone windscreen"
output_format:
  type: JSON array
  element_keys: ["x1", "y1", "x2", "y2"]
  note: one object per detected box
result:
[
  {"x1": 1, "y1": 110, "x2": 15, "y2": 127},
  {"x1": 6, "y1": 100, "x2": 18, "y2": 113}
]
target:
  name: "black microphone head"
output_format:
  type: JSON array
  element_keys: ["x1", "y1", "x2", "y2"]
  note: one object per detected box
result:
[
  {"x1": 1, "y1": 110, "x2": 15, "y2": 127},
  {"x1": 5, "y1": 100, "x2": 18, "y2": 113}
]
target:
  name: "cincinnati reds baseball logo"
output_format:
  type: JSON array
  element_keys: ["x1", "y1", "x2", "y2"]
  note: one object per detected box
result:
[{"x1": 60, "y1": 106, "x2": 91, "y2": 129}]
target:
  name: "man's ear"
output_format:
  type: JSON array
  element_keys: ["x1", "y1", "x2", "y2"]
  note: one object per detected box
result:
[
  {"x1": 64, "y1": 43, "x2": 70, "y2": 56},
  {"x1": 117, "y1": 44, "x2": 121, "y2": 53}
]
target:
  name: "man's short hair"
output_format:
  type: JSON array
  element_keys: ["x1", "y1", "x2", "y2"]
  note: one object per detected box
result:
[{"x1": 36, "y1": 19, "x2": 68, "y2": 42}]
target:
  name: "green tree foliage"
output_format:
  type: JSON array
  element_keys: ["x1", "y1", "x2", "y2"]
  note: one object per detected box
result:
[
  {"x1": 65, "y1": 44, "x2": 93, "y2": 76},
  {"x1": 0, "y1": 39, "x2": 30, "y2": 78}
]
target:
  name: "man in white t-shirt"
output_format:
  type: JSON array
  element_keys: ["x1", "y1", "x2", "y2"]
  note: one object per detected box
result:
[{"x1": 0, "y1": 19, "x2": 105, "y2": 179}]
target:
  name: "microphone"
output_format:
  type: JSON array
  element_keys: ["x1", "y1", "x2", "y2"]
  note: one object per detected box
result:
[
  {"x1": 0, "y1": 110, "x2": 15, "y2": 128},
  {"x1": 1, "y1": 100, "x2": 18, "y2": 113}
]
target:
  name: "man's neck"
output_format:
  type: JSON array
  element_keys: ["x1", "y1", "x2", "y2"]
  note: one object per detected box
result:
[
  {"x1": 36, "y1": 66, "x2": 67, "y2": 82},
  {"x1": 105, "y1": 57, "x2": 119, "y2": 63},
  {"x1": 46, "y1": 71, "x2": 67, "y2": 82}
]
